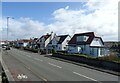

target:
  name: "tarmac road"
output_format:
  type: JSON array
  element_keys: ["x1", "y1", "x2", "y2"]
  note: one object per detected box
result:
[{"x1": 2, "y1": 48, "x2": 119, "y2": 82}]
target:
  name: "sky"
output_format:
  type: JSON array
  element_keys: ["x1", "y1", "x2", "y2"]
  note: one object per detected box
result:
[{"x1": 1, "y1": 0, "x2": 119, "y2": 41}]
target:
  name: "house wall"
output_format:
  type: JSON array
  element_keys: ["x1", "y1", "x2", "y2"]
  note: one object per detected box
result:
[
  {"x1": 89, "y1": 38, "x2": 105, "y2": 57},
  {"x1": 23, "y1": 42, "x2": 28, "y2": 47},
  {"x1": 68, "y1": 45, "x2": 81, "y2": 54},
  {"x1": 61, "y1": 36, "x2": 71, "y2": 51},
  {"x1": 94, "y1": 48, "x2": 99, "y2": 57},
  {"x1": 78, "y1": 45, "x2": 100, "y2": 57},
  {"x1": 84, "y1": 45, "x2": 90, "y2": 55},
  {"x1": 89, "y1": 47, "x2": 108, "y2": 57},
  {"x1": 47, "y1": 44, "x2": 52, "y2": 50},
  {"x1": 68, "y1": 44, "x2": 105, "y2": 57},
  {"x1": 45, "y1": 37, "x2": 51, "y2": 48},
  {"x1": 47, "y1": 34, "x2": 58, "y2": 50},
  {"x1": 89, "y1": 47, "x2": 97, "y2": 57},
  {"x1": 52, "y1": 37, "x2": 58, "y2": 46},
  {"x1": 98, "y1": 48, "x2": 109, "y2": 57},
  {"x1": 57, "y1": 44, "x2": 62, "y2": 51},
  {"x1": 38, "y1": 37, "x2": 45, "y2": 49}
]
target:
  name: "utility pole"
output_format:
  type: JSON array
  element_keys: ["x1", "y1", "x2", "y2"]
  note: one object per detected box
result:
[{"x1": 6, "y1": 17, "x2": 14, "y2": 46}]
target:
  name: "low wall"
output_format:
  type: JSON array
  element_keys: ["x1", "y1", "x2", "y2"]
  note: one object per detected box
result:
[{"x1": 52, "y1": 53, "x2": 120, "y2": 72}]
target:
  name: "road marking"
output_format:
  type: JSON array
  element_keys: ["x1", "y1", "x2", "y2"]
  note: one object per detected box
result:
[
  {"x1": 34, "y1": 58, "x2": 43, "y2": 62},
  {"x1": 17, "y1": 74, "x2": 28, "y2": 79},
  {"x1": 42, "y1": 78, "x2": 48, "y2": 81},
  {"x1": 73, "y1": 72, "x2": 99, "y2": 82},
  {"x1": 4, "y1": 69, "x2": 9, "y2": 72},
  {"x1": 48, "y1": 63, "x2": 62, "y2": 69}
]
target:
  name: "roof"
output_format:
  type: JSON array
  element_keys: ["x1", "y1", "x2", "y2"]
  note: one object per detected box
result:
[
  {"x1": 39, "y1": 34, "x2": 51, "y2": 41},
  {"x1": 68, "y1": 32, "x2": 95, "y2": 45},
  {"x1": 17, "y1": 39, "x2": 32, "y2": 43},
  {"x1": 48, "y1": 35, "x2": 69, "y2": 44},
  {"x1": 57, "y1": 35, "x2": 69, "y2": 44}
]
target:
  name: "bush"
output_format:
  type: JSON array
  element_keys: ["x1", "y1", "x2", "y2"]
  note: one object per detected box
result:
[
  {"x1": 98, "y1": 53, "x2": 120, "y2": 63},
  {"x1": 52, "y1": 49, "x2": 56, "y2": 54},
  {"x1": 57, "y1": 52, "x2": 95, "y2": 59}
]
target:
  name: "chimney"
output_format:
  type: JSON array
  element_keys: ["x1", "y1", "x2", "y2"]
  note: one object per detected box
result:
[
  {"x1": 47, "y1": 33, "x2": 49, "y2": 35},
  {"x1": 51, "y1": 31, "x2": 54, "y2": 40}
]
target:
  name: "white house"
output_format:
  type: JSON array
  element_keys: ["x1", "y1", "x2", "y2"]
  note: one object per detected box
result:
[
  {"x1": 48, "y1": 35, "x2": 71, "y2": 51},
  {"x1": 0, "y1": 41, "x2": 6, "y2": 45},
  {"x1": 56, "y1": 35, "x2": 71, "y2": 51},
  {"x1": 37, "y1": 32, "x2": 55, "y2": 53},
  {"x1": 68, "y1": 32, "x2": 107, "y2": 57}
]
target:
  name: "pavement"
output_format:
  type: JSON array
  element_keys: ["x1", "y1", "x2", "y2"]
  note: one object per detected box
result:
[
  {"x1": 0, "y1": 49, "x2": 2, "y2": 82},
  {"x1": 2, "y1": 48, "x2": 120, "y2": 82},
  {"x1": 0, "y1": 62, "x2": 2, "y2": 82}
]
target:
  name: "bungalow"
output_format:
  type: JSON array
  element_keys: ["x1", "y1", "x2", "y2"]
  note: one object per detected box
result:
[
  {"x1": 48, "y1": 35, "x2": 71, "y2": 51},
  {"x1": 68, "y1": 32, "x2": 107, "y2": 57}
]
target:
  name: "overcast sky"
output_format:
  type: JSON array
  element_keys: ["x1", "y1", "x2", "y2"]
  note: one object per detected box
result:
[{"x1": 1, "y1": 0, "x2": 119, "y2": 41}]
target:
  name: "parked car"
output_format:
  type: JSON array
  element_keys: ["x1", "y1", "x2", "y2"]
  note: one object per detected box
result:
[
  {"x1": 1, "y1": 44, "x2": 10, "y2": 50},
  {"x1": 5, "y1": 46, "x2": 10, "y2": 50},
  {"x1": 2, "y1": 44, "x2": 7, "y2": 50}
]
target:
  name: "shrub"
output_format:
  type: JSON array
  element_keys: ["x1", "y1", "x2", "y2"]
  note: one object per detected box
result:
[
  {"x1": 98, "y1": 53, "x2": 120, "y2": 63},
  {"x1": 52, "y1": 49, "x2": 56, "y2": 54}
]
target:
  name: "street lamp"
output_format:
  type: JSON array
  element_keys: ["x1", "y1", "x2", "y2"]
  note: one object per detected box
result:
[{"x1": 6, "y1": 17, "x2": 14, "y2": 46}]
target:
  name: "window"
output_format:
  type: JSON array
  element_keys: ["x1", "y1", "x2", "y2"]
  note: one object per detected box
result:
[
  {"x1": 64, "y1": 47, "x2": 66, "y2": 49},
  {"x1": 100, "y1": 48, "x2": 104, "y2": 55},
  {"x1": 90, "y1": 48, "x2": 94, "y2": 55},
  {"x1": 77, "y1": 36, "x2": 89, "y2": 42},
  {"x1": 59, "y1": 47, "x2": 61, "y2": 49},
  {"x1": 77, "y1": 36, "x2": 83, "y2": 42}
]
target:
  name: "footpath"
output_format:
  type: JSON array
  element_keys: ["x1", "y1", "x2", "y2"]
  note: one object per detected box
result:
[{"x1": 0, "y1": 49, "x2": 2, "y2": 82}]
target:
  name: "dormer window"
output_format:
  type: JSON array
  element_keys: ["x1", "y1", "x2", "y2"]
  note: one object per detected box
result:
[{"x1": 77, "y1": 36, "x2": 89, "y2": 42}]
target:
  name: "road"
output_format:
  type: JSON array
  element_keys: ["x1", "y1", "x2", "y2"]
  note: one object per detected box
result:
[{"x1": 1, "y1": 48, "x2": 120, "y2": 82}]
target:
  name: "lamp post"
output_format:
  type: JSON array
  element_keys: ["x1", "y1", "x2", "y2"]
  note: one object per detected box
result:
[{"x1": 6, "y1": 17, "x2": 14, "y2": 46}]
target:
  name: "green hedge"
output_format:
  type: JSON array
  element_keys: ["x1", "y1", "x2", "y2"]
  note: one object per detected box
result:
[
  {"x1": 55, "y1": 52, "x2": 120, "y2": 63},
  {"x1": 24, "y1": 47, "x2": 38, "y2": 53},
  {"x1": 58, "y1": 52, "x2": 95, "y2": 59}
]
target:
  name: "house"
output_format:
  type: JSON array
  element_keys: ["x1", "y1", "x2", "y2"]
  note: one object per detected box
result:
[
  {"x1": 56, "y1": 35, "x2": 71, "y2": 51},
  {"x1": 68, "y1": 32, "x2": 107, "y2": 57},
  {"x1": 47, "y1": 33, "x2": 58, "y2": 51},
  {"x1": 0, "y1": 41, "x2": 6, "y2": 45},
  {"x1": 28, "y1": 38, "x2": 38, "y2": 49},
  {"x1": 16, "y1": 39, "x2": 31, "y2": 47},
  {"x1": 37, "y1": 32, "x2": 55, "y2": 53},
  {"x1": 48, "y1": 35, "x2": 71, "y2": 51}
]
